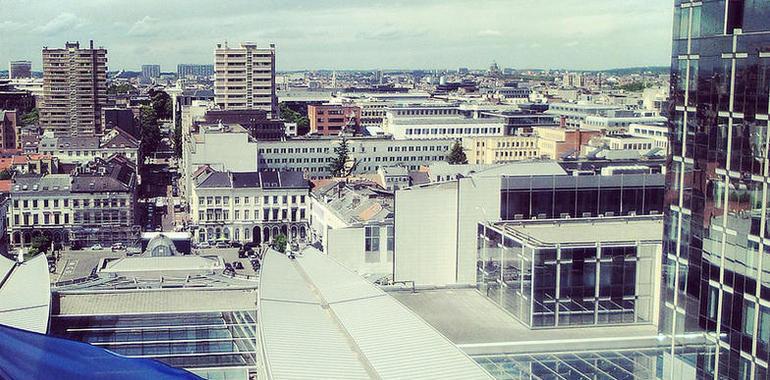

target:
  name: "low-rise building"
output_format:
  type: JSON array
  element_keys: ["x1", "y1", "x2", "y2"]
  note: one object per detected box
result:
[
  {"x1": 190, "y1": 169, "x2": 310, "y2": 244},
  {"x1": 310, "y1": 180, "x2": 394, "y2": 278},
  {"x1": 534, "y1": 126, "x2": 602, "y2": 159},
  {"x1": 376, "y1": 166, "x2": 410, "y2": 190},
  {"x1": 8, "y1": 155, "x2": 138, "y2": 247},
  {"x1": 462, "y1": 135, "x2": 539, "y2": 164},
  {"x1": 38, "y1": 128, "x2": 140, "y2": 168},
  {"x1": 477, "y1": 216, "x2": 662, "y2": 328},
  {"x1": 308, "y1": 104, "x2": 361, "y2": 136}
]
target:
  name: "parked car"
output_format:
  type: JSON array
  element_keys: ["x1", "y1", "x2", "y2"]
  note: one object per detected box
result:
[
  {"x1": 198, "y1": 241, "x2": 211, "y2": 249},
  {"x1": 230, "y1": 241, "x2": 243, "y2": 248},
  {"x1": 89, "y1": 244, "x2": 103, "y2": 251},
  {"x1": 215, "y1": 241, "x2": 230, "y2": 249},
  {"x1": 111, "y1": 243, "x2": 125, "y2": 252},
  {"x1": 126, "y1": 247, "x2": 141, "y2": 256},
  {"x1": 233, "y1": 261, "x2": 244, "y2": 270}
]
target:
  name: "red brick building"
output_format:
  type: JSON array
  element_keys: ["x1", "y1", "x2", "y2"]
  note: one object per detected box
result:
[{"x1": 308, "y1": 105, "x2": 361, "y2": 136}]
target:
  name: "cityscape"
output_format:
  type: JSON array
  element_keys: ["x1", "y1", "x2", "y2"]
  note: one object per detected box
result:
[{"x1": 0, "y1": 1, "x2": 766, "y2": 379}]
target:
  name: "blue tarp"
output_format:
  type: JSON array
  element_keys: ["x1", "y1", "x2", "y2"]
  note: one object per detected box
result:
[{"x1": 0, "y1": 324, "x2": 202, "y2": 380}]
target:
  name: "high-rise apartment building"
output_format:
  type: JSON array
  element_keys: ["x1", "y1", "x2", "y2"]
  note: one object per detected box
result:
[
  {"x1": 214, "y1": 42, "x2": 277, "y2": 117},
  {"x1": 40, "y1": 41, "x2": 107, "y2": 137},
  {"x1": 141, "y1": 64, "x2": 160, "y2": 79},
  {"x1": 8, "y1": 61, "x2": 31, "y2": 79},
  {"x1": 664, "y1": 1, "x2": 770, "y2": 379}
]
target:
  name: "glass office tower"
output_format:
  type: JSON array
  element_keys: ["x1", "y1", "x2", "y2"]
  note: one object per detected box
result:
[{"x1": 664, "y1": 1, "x2": 770, "y2": 378}]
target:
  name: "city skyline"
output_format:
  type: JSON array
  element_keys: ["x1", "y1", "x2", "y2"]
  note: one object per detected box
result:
[{"x1": 0, "y1": 0, "x2": 673, "y2": 71}]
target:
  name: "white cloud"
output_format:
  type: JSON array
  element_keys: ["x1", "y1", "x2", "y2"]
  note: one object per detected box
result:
[
  {"x1": 127, "y1": 16, "x2": 160, "y2": 37},
  {"x1": 36, "y1": 12, "x2": 83, "y2": 34}
]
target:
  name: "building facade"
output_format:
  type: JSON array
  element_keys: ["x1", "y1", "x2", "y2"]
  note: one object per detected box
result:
[
  {"x1": 8, "y1": 61, "x2": 32, "y2": 80},
  {"x1": 141, "y1": 64, "x2": 160, "y2": 79},
  {"x1": 40, "y1": 41, "x2": 107, "y2": 137},
  {"x1": 308, "y1": 104, "x2": 361, "y2": 136},
  {"x1": 462, "y1": 135, "x2": 540, "y2": 164},
  {"x1": 662, "y1": 1, "x2": 770, "y2": 379},
  {"x1": 8, "y1": 156, "x2": 138, "y2": 247},
  {"x1": 190, "y1": 169, "x2": 310, "y2": 244},
  {"x1": 176, "y1": 64, "x2": 214, "y2": 78},
  {"x1": 0, "y1": 110, "x2": 17, "y2": 149},
  {"x1": 214, "y1": 42, "x2": 277, "y2": 116}
]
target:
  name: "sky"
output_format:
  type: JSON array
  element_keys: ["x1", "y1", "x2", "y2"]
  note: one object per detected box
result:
[{"x1": 0, "y1": 0, "x2": 674, "y2": 72}]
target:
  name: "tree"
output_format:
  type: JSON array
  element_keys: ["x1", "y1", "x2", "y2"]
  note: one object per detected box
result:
[
  {"x1": 107, "y1": 83, "x2": 136, "y2": 95},
  {"x1": 149, "y1": 88, "x2": 173, "y2": 120},
  {"x1": 279, "y1": 103, "x2": 309, "y2": 134},
  {"x1": 619, "y1": 81, "x2": 647, "y2": 92},
  {"x1": 272, "y1": 234, "x2": 287, "y2": 253},
  {"x1": 139, "y1": 105, "x2": 161, "y2": 156},
  {"x1": 446, "y1": 141, "x2": 468, "y2": 165},
  {"x1": 20, "y1": 108, "x2": 38, "y2": 126},
  {"x1": 29, "y1": 235, "x2": 51, "y2": 256},
  {"x1": 329, "y1": 136, "x2": 351, "y2": 177}
]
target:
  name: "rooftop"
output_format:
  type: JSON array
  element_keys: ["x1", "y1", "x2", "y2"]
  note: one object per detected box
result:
[
  {"x1": 390, "y1": 288, "x2": 663, "y2": 356},
  {"x1": 259, "y1": 248, "x2": 493, "y2": 380},
  {"x1": 492, "y1": 215, "x2": 663, "y2": 247}
]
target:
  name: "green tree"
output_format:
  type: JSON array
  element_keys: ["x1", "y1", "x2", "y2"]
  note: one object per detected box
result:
[
  {"x1": 446, "y1": 141, "x2": 468, "y2": 165},
  {"x1": 619, "y1": 81, "x2": 647, "y2": 92},
  {"x1": 107, "y1": 83, "x2": 136, "y2": 95},
  {"x1": 279, "y1": 103, "x2": 309, "y2": 134},
  {"x1": 139, "y1": 105, "x2": 161, "y2": 156},
  {"x1": 272, "y1": 234, "x2": 287, "y2": 253},
  {"x1": 329, "y1": 136, "x2": 351, "y2": 177},
  {"x1": 0, "y1": 170, "x2": 12, "y2": 180},
  {"x1": 20, "y1": 108, "x2": 38, "y2": 126},
  {"x1": 29, "y1": 235, "x2": 51, "y2": 256},
  {"x1": 149, "y1": 88, "x2": 173, "y2": 120}
]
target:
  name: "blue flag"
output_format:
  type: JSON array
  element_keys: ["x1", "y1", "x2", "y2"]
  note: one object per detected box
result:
[{"x1": 0, "y1": 324, "x2": 202, "y2": 380}]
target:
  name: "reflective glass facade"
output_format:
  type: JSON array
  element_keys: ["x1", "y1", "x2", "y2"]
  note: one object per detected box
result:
[
  {"x1": 50, "y1": 311, "x2": 257, "y2": 377},
  {"x1": 477, "y1": 222, "x2": 659, "y2": 329},
  {"x1": 500, "y1": 174, "x2": 665, "y2": 220},
  {"x1": 665, "y1": 1, "x2": 770, "y2": 378},
  {"x1": 475, "y1": 346, "x2": 715, "y2": 380}
]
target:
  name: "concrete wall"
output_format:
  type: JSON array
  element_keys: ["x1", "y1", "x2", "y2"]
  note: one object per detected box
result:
[
  {"x1": 395, "y1": 182, "x2": 458, "y2": 286},
  {"x1": 394, "y1": 174, "x2": 501, "y2": 286}
]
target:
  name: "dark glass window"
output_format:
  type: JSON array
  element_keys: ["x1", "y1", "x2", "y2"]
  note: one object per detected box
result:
[
  {"x1": 743, "y1": 0, "x2": 770, "y2": 32},
  {"x1": 727, "y1": 0, "x2": 745, "y2": 33}
]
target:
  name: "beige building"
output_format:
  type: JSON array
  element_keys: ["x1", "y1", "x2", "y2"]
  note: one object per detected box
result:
[
  {"x1": 40, "y1": 41, "x2": 107, "y2": 137},
  {"x1": 214, "y1": 42, "x2": 276, "y2": 116},
  {"x1": 463, "y1": 135, "x2": 539, "y2": 164}
]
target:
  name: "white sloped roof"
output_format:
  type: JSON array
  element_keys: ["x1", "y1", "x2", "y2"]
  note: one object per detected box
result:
[
  {"x1": 0, "y1": 254, "x2": 51, "y2": 333},
  {"x1": 258, "y1": 248, "x2": 493, "y2": 380}
]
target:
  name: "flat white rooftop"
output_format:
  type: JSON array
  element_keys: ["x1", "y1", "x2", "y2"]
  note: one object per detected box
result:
[{"x1": 497, "y1": 216, "x2": 663, "y2": 246}]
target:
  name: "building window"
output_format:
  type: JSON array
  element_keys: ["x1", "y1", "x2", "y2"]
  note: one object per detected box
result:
[
  {"x1": 386, "y1": 225, "x2": 394, "y2": 252},
  {"x1": 365, "y1": 225, "x2": 380, "y2": 253}
]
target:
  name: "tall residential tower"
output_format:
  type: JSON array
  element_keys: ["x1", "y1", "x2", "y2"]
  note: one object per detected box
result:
[
  {"x1": 214, "y1": 42, "x2": 277, "y2": 117},
  {"x1": 40, "y1": 41, "x2": 107, "y2": 137},
  {"x1": 664, "y1": 1, "x2": 770, "y2": 378}
]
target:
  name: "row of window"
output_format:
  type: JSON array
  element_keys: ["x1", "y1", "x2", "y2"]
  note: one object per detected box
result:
[
  {"x1": 12, "y1": 198, "x2": 128, "y2": 209},
  {"x1": 404, "y1": 127, "x2": 501, "y2": 135},
  {"x1": 198, "y1": 207, "x2": 306, "y2": 222},
  {"x1": 197, "y1": 195, "x2": 305, "y2": 206}
]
